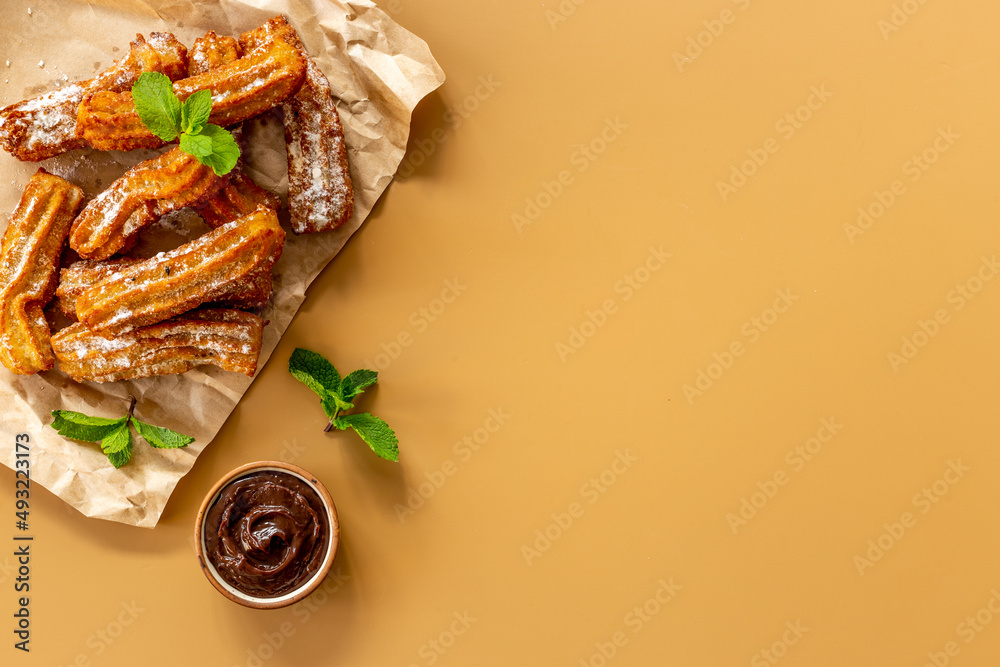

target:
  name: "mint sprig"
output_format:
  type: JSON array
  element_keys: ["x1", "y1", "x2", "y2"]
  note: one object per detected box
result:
[
  {"x1": 50, "y1": 397, "x2": 194, "y2": 469},
  {"x1": 288, "y1": 348, "x2": 400, "y2": 462},
  {"x1": 131, "y1": 72, "x2": 240, "y2": 176}
]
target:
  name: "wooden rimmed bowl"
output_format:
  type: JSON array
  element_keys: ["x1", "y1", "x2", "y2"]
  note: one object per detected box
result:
[{"x1": 194, "y1": 461, "x2": 340, "y2": 609}]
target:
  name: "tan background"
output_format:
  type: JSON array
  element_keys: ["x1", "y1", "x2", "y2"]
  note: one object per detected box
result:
[{"x1": 4, "y1": 0, "x2": 1000, "y2": 665}]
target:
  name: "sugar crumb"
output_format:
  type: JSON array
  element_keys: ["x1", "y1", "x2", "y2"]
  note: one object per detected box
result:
[
  {"x1": 27, "y1": 8, "x2": 32, "y2": 15},
  {"x1": 38, "y1": 60, "x2": 44, "y2": 68}
]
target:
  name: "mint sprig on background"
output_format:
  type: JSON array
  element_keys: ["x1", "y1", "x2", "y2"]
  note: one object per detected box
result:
[
  {"x1": 131, "y1": 72, "x2": 240, "y2": 176},
  {"x1": 288, "y1": 348, "x2": 399, "y2": 462},
  {"x1": 50, "y1": 397, "x2": 194, "y2": 469}
]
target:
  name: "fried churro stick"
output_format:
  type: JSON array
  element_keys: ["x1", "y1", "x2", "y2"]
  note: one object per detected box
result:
[
  {"x1": 75, "y1": 206, "x2": 284, "y2": 337},
  {"x1": 56, "y1": 259, "x2": 272, "y2": 319},
  {"x1": 0, "y1": 33, "x2": 187, "y2": 162},
  {"x1": 52, "y1": 309, "x2": 264, "y2": 382},
  {"x1": 76, "y1": 35, "x2": 306, "y2": 152},
  {"x1": 0, "y1": 170, "x2": 84, "y2": 374},
  {"x1": 188, "y1": 31, "x2": 241, "y2": 75},
  {"x1": 186, "y1": 31, "x2": 284, "y2": 229},
  {"x1": 68, "y1": 147, "x2": 226, "y2": 260},
  {"x1": 194, "y1": 172, "x2": 281, "y2": 229},
  {"x1": 240, "y1": 16, "x2": 354, "y2": 234}
]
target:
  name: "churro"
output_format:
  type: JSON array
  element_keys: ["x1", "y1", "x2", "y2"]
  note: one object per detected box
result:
[
  {"x1": 0, "y1": 33, "x2": 187, "y2": 161},
  {"x1": 52, "y1": 309, "x2": 264, "y2": 382},
  {"x1": 0, "y1": 170, "x2": 84, "y2": 374},
  {"x1": 240, "y1": 16, "x2": 354, "y2": 234},
  {"x1": 56, "y1": 259, "x2": 272, "y2": 319},
  {"x1": 74, "y1": 206, "x2": 284, "y2": 337},
  {"x1": 188, "y1": 31, "x2": 241, "y2": 75},
  {"x1": 76, "y1": 35, "x2": 306, "y2": 152},
  {"x1": 194, "y1": 172, "x2": 281, "y2": 229},
  {"x1": 69, "y1": 147, "x2": 226, "y2": 260}
]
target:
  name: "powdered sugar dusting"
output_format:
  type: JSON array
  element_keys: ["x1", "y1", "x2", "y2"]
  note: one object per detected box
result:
[{"x1": 284, "y1": 58, "x2": 352, "y2": 233}]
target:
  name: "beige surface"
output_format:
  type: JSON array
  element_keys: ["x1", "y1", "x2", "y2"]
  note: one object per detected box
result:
[{"x1": 5, "y1": 0, "x2": 1000, "y2": 665}]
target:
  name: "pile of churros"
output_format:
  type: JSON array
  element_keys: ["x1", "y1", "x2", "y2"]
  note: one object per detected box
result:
[{"x1": 0, "y1": 16, "x2": 354, "y2": 382}]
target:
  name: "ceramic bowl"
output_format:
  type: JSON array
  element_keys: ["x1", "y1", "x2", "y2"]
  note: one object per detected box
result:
[{"x1": 194, "y1": 461, "x2": 340, "y2": 609}]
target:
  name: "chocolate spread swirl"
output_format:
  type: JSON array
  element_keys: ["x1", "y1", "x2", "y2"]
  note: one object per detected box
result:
[{"x1": 205, "y1": 470, "x2": 329, "y2": 598}]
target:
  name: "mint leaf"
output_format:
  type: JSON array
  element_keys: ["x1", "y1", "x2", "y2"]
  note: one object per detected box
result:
[
  {"x1": 133, "y1": 419, "x2": 194, "y2": 449},
  {"x1": 132, "y1": 72, "x2": 181, "y2": 142},
  {"x1": 341, "y1": 369, "x2": 378, "y2": 400},
  {"x1": 180, "y1": 89, "x2": 212, "y2": 135},
  {"x1": 338, "y1": 413, "x2": 399, "y2": 462},
  {"x1": 50, "y1": 411, "x2": 127, "y2": 443},
  {"x1": 179, "y1": 132, "x2": 212, "y2": 158},
  {"x1": 289, "y1": 347, "x2": 341, "y2": 398},
  {"x1": 50, "y1": 399, "x2": 193, "y2": 469},
  {"x1": 131, "y1": 74, "x2": 239, "y2": 176},
  {"x1": 321, "y1": 394, "x2": 353, "y2": 420},
  {"x1": 195, "y1": 124, "x2": 240, "y2": 176},
  {"x1": 101, "y1": 421, "x2": 133, "y2": 469},
  {"x1": 289, "y1": 349, "x2": 399, "y2": 461}
]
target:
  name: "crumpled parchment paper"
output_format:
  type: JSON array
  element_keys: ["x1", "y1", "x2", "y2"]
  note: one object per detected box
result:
[{"x1": 0, "y1": 0, "x2": 444, "y2": 527}]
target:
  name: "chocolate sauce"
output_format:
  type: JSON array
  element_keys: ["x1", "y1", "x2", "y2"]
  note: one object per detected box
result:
[{"x1": 204, "y1": 470, "x2": 329, "y2": 598}]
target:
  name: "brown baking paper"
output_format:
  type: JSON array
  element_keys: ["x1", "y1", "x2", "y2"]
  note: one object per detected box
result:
[{"x1": 0, "y1": 0, "x2": 444, "y2": 527}]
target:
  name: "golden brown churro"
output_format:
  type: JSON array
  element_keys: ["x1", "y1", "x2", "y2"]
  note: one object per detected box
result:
[
  {"x1": 0, "y1": 33, "x2": 187, "y2": 162},
  {"x1": 240, "y1": 16, "x2": 354, "y2": 234},
  {"x1": 0, "y1": 170, "x2": 84, "y2": 374},
  {"x1": 76, "y1": 36, "x2": 306, "y2": 152},
  {"x1": 68, "y1": 147, "x2": 226, "y2": 260},
  {"x1": 74, "y1": 206, "x2": 284, "y2": 338},
  {"x1": 57, "y1": 259, "x2": 273, "y2": 319},
  {"x1": 52, "y1": 309, "x2": 264, "y2": 382},
  {"x1": 194, "y1": 172, "x2": 281, "y2": 229},
  {"x1": 188, "y1": 31, "x2": 241, "y2": 75}
]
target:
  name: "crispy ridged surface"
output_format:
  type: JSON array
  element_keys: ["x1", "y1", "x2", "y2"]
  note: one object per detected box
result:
[
  {"x1": 57, "y1": 258, "x2": 272, "y2": 318},
  {"x1": 194, "y1": 172, "x2": 281, "y2": 229},
  {"x1": 77, "y1": 36, "x2": 306, "y2": 152},
  {"x1": 0, "y1": 170, "x2": 84, "y2": 374},
  {"x1": 68, "y1": 147, "x2": 225, "y2": 260},
  {"x1": 241, "y1": 16, "x2": 354, "y2": 234},
  {"x1": 52, "y1": 309, "x2": 264, "y2": 382},
  {"x1": 189, "y1": 31, "x2": 241, "y2": 75},
  {"x1": 0, "y1": 33, "x2": 187, "y2": 162},
  {"x1": 75, "y1": 206, "x2": 284, "y2": 337}
]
